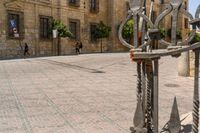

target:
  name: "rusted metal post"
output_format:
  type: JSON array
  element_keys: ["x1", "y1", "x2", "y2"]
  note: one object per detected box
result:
[
  {"x1": 171, "y1": 0, "x2": 183, "y2": 46},
  {"x1": 153, "y1": 59, "x2": 159, "y2": 133}
]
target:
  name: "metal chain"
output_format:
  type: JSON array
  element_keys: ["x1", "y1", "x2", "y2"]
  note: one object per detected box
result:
[
  {"x1": 137, "y1": 62, "x2": 142, "y2": 100},
  {"x1": 192, "y1": 100, "x2": 199, "y2": 133},
  {"x1": 142, "y1": 62, "x2": 147, "y2": 121},
  {"x1": 193, "y1": 50, "x2": 200, "y2": 133},
  {"x1": 145, "y1": 61, "x2": 153, "y2": 133}
]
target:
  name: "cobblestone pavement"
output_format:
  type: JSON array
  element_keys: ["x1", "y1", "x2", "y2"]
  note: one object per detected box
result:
[{"x1": 0, "y1": 53, "x2": 197, "y2": 133}]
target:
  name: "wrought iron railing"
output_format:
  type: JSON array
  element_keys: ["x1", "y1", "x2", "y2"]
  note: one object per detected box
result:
[{"x1": 119, "y1": 0, "x2": 200, "y2": 132}]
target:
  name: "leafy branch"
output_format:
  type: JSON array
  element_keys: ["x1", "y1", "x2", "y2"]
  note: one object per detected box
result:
[{"x1": 52, "y1": 19, "x2": 72, "y2": 38}]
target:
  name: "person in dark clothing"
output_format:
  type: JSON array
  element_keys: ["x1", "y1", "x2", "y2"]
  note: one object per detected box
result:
[
  {"x1": 79, "y1": 41, "x2": 83, "y2": 54},
  {"x1": 24, "y1": 43, "x2": 30, "y2": 57},
  {"x1": 75, "y1": 42, "x2": 80, "y2": 54}
]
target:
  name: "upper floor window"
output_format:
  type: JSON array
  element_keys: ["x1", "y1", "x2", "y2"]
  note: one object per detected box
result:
[
  {"x1": 184, "y1": 1, "x2": 188, "y2": 10},
  {"x1": 40, "y1": 16, "x2": 52, "y2": 39},
  {"x1": 8, "y1": 11, "x2": 24, "y2": 38},
  {"x1": 90, "y1": 0, "x2": 99, "y2": 13},
  {"x1": 160, "y1": 0, "x2": 164, "y2": 4},
  {"x1": 69, "y1": 19, "x2": 80, "y2": 40},
  {"x1": 69, "y1": 0, "x2": 80, "y2": 7}
]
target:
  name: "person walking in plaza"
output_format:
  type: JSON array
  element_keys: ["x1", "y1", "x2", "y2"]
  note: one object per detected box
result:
[
  {"x1": 75, "y1": 41, "x2": 80, "y2": 54},
  {"x1": 24, "y1": 43, "x2": 30, "y2": 57},
  {"x1": 79, "y1": 41, "x2": 83, "y2": 54}
]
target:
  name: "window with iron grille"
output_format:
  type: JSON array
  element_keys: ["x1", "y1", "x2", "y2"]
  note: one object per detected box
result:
[
  {"x1": 69, "y1": 19, "x2": 80, "y2": 40},
  {"x1": 90, "y1": 24, "x2": 97, "y2": 42},
  {"x1": 90, "y1": 0, "x2": 99, "y2": 13},
  {"x1": 8, "y1": 11, "x2": 24, "y2": 38},
  {"x1": 160, "y1": 0, "x2": 164, "y2": 4},
  {"x1": 69, "y1": 0, "x2": 80, "y2": 6},
  {"x1": 40, "y1": 16, "x2": 52, "y2": 39}
]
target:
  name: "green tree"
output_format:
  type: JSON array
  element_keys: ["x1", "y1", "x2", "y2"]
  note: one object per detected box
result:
[
  {"x1": 167, "y1": 28, "x2": 182, "y2": 40},
  {"x1": 159, "y1": 28, "x2": 166, "y2": 39},
  {"x1": 52, "y1": 20, "x2": 72, "y2": 37},
  {"x1": 94, "y1": 21, "x2": 111, "y2": 53},
  {"x1": 191, "y1": 33, "x2": 200, "y2": 43},
  {"x1": 51, "y1": 20, "x2": 72, "y2": 55},
  {"x1": 122, "y1": 20, "x2": 134, "y2": 43}
]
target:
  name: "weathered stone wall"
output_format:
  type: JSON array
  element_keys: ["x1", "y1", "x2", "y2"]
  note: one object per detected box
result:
[
  {"x1": 190, "y1": 51, "x2": 197, "y2": 77},
  {"x1": 0, "y1": 0, "x2": 129, "y2": 58},
  {"x1": 0, "y1": 0, "x2": 188, "y2": 59},
  {"x1": 0, "y1": 0, "x2": 54, "y2": 58}
]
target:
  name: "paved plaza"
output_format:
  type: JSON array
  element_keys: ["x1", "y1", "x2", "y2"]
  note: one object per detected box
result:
[{"x1": 0, "y1": 53, "x2": 197, "y2": 133}]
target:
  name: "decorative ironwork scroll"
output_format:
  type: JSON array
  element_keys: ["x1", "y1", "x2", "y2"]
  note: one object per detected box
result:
[{"x1": 118, "y1": 0, "x2": 200, "y2": 132}]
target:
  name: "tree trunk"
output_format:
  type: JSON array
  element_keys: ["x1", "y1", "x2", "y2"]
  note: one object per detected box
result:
[
  {"x1": 101, "y1": 39, "x2": 103, "y2": 53},
  {"x1": 57, "y1": 37, "x2": 61, "y2": 56}
]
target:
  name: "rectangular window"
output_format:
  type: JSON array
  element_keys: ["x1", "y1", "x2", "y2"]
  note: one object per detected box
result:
[
  {"x1": 40, "y1": 16, "x2": 52, "y2": 39},
  {"x1": 8, "y1": 11, "x2": 24, "y2": 38},
  {"x1": 90, "y1": 0, "x2": 99, "y2": 12},
  {"x1": 69, "y1": 0, "x2": 80, "y2": 6},
  {"x1": 184, "y1": 2, "x2": 188, "y2": 10},
  {"x1": 160, "y1": 0, "x2": 164, "y2": 4},
  {"x1": 69, "y1": 19, "x2": 80, "y2": 40},
  {"x1": 184, "y1": 18, "x2": 188, "y2": 29},
  {"x1": 90, "y1": 24, "x2": 97, "y2": 42}
]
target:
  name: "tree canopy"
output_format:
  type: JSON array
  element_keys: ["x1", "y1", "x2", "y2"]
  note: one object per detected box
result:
[
  {"x1": 52, "y1": 20, "x2": 72, "y2": 38},
  {"x1": 94, "y1": 21, "x2": 111, "y2": 39},
  {"x1": 191, "y1": 33, "x2": 200, "y2": 43},
  {"x1": 122, "y1": 19, "x2": 134, "y2": 42}
]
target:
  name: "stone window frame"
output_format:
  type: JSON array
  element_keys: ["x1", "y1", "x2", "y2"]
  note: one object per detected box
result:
[
  {"x1": 39, "y1": 15, "x2": 52, "y2": 40},
  {"x1": 90, "y1": 23, "x2": 98, "y2": 42},
  {"x1": 38, "y1": 0, "x2": 51, "y2": 3},
  {"x1": 69, "y1": 19, "x2": 80, "y2": 40},
  {"x1": 7, "y1": 10, "x2": 24, "y2": 39},
  {"x1": 68, "y1": 0, "x2": 80, "y2": 7},
  {"x1": 90, "y1": 0, "x2": 99, "y2": 13}
]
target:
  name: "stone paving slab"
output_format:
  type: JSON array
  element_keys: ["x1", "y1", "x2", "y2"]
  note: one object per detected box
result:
[{"x1": 0, "y1": 53, "x2": 198, "y2": 133}]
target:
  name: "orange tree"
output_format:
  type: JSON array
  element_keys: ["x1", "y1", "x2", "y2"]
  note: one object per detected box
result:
[
  {"x1": 94, "y1": 21, "x2": 111, "y2": 53},
  {"x1": 51, "y1": 19, "x2": 72, "y2": 55}
]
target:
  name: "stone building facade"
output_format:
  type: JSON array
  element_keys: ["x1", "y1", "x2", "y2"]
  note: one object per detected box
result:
[{"x1": 0, "y1": 0, "x2": 188, "y2": 58}]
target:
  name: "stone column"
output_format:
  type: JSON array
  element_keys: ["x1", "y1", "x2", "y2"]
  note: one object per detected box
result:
[{"x1": 178, "y1": 51, "x2": 190, "y2": 77}]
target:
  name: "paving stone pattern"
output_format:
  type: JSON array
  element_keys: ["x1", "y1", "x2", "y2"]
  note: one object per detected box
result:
[{"x1": 0, "y1": 53, "x2": 197, "y2": 133}]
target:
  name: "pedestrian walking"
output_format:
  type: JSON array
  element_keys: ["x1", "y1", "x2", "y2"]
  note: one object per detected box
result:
[
  {"x1": 75, "y1": 41, "x2": 80, "y2": 54},
  {"x1": 79, "y1": 41, "x2": 83, "y2": 54},
  {"x1": 24, "y1": 43, "x2": 30, "y2": 57}
]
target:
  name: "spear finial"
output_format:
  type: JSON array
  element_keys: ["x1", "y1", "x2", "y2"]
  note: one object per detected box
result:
[{"x1": 168, "y1": 97, "x2": 181, "y2": 133}]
